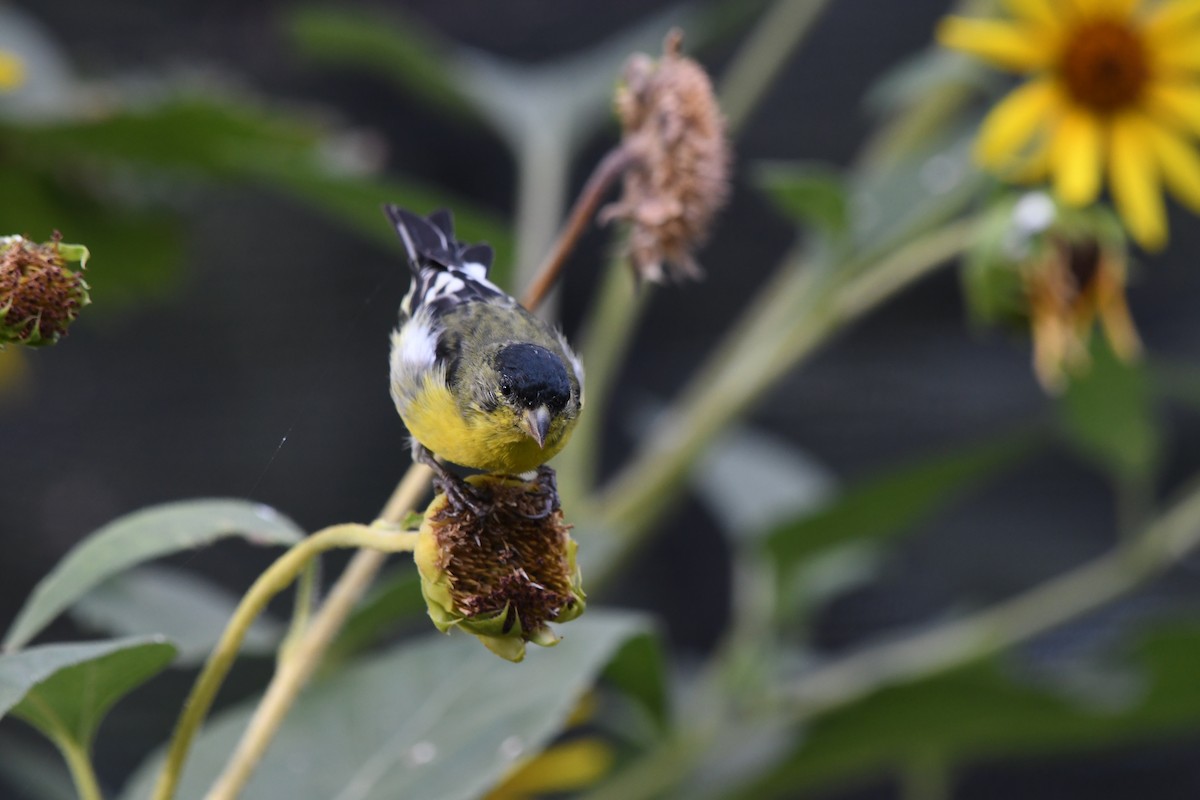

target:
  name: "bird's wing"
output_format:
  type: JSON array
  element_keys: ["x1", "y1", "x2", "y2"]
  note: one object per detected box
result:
[{"x1": 385, "y1": 205, "x2": 510, "y2": 321}]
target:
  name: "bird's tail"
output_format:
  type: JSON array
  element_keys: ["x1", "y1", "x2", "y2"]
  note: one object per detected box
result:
[{"x1": 383, "y1": 205, "x2": 494, "y2": 277}]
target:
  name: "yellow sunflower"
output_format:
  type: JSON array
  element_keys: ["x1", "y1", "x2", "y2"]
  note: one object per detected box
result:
[
  {"x1": 0, "y1": 50, "x2": 23, "y2": 91},
  {"x1": 938, "y1": 0, "x2": 1200, "y2": 251}
]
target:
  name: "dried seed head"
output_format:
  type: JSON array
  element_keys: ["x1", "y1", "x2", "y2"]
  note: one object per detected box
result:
[
  {"x1": 963, "y1": 193, "x2": 1140, "y2": 393},
  {"x1": 601, "y1": 29, "x2": 730, "y2": 284},
  {"x1": 1025, "y1": 234, "x2": 1139, "y2": 392},
  {"x1": 414, "y1": 474, "x2": 585, "y2": 662},
  {"x1": 0, "y1": 234, "x2": 91, "y2": 347}
]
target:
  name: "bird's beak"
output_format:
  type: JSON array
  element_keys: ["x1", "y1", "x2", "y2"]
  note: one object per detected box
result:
[{"x1": 521, "y1": 406, "x2": 551, "y2": 449}]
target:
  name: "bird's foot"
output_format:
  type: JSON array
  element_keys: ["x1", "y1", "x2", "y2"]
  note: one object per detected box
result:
[
  {"x1": 415, "y1": 443, "x2": 491, "y2": 517},
  {"x1": 520, "y1": 465, "x2": 560, "y2": 520},
  {"x1": 435, "y1": 472, "x2": 491, "y2": 517}
]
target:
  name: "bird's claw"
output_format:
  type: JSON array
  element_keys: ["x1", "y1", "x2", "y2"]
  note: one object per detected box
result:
[
  {"x1": 416, "y1": 443, "x2": 491, "y2": 517},
  {"x1": 434, "y1": 473, "x2": 491, "y2": 517},
  {"x1": 520, "y1": 465, "x2": 560, "y2": 520}
]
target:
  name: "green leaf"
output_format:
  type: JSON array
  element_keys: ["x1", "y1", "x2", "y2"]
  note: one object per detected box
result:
[
  {"x1": 3, "y1": 92, "x2": 513, "y2": 286},
  {"x1": 764, "y1": 432, "x2": 1036, "y2": 576},
  {"x1": 122, "y1": 612, "x2": 651, "y2": 800},
  {"x1": 70, "y1": 566, "x2": 284, "y2": 665},
  {"x1": 3, "y1": 499, "x2": 304, "y2": 651},
  {"x1": 754, "y1": 162, "x2": 849, "y2": 238},
  {"x1": 325, "y1": 566, "x2": 425, "y2": 665},
  {"x1": 693, "y1": 424, "x2": 835, "y2": 542},
  {"x1": 743, "y1": 625, "x2": 1200, "y2": 798},
  {"x1": 3, "y1": 95, "x2": 323, "y2": 179},
  {"x1": 0, "y1": 163, "x2": 185, "y2": 308},
  {"x1": 849, "y1": 123, "x2": 985, "y2": 262},
  {"x1": 285, "y1": 6, "x2": 474, "y2": 118},
  {"x1": 599, "y1": 628, "x2": 670, "y2": 732},
  {"x1": 1060, "y1": 338, "x2": 1160, "y2": 481},
  {"x1": 1, "y1": 637, "x2": 176, "y2": 745}
]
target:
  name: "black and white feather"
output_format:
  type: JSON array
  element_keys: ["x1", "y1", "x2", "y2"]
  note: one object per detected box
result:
[{"x1": 386, "y1": 205, "x2": 510, "y2": 320}]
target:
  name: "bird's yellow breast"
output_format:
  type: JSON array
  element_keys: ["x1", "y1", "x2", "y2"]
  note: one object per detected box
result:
[{"x1": 401, "y1": 374, "x2": 575, "y2": 474}]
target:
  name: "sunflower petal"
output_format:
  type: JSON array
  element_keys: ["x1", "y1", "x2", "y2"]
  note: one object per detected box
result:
[
  {"x1": 487, "y1": 740, "x2": 614, "y2": 800},
  {"x1": 1143, "y1": 117, "x2": 1200, "y2": 213},
  {"x1": 936, "y1": 17, "x2": 1052, "y2": 71},
  {"x1": 1084, "y1": 0, "x2": 1140, "y2": 18},
  {"x1": 1109, "y1": 113, "x2": 1168, "y2": 250},
  {"x1": 0, "y1": 51, "x2": 23, "y2": 91},
  {"x1": 1145, "y1": 0, "x2": 1200, "y2": 41},
  {"x1": 1002, "y1": 0, "x2": 1059, "y2": 27},
  {"x1": 1144, "y1": 82, "x2": 1200, "y2": 136},
  {"x1": 1008, "y1": 131, "x2": 1055, "y2": 182},
  {"x1": 975, "y1": 79, "x2": 1059, "y2": 168},
  {"x1": 1156, "y1": 32, "x2": 1200, "y2": 71},
  {"x1": 1052, "y1": 107, "x2": 1104, "y2": 206}
]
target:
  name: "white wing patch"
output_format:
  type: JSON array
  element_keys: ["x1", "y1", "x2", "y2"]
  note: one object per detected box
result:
[
  {"x1": 394, "y1": 310, "x2": 439, "y2": 370},
  {"x1": 390, "y1": 309, "x2": 443, "y2": 412}
]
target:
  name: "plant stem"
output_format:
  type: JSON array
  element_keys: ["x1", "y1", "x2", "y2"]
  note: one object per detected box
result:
[
  {"x1": 59, "y1": 738, "x2": 104, "y2": 800},
  {"x1": 717, "y1": 0, "x2": 832, "y2": 133},
  {"x1": 785, "y1": 476, "x2": 1200, "y2": 717},
  {"x1": 192, "y1": 465, "x2": 431, "y2": 800},
  {"x1": 514, "y1": 130, "x2": 571, "y2": 310},
  {"x1": 199, "y1": 132, "x2": 603, "y2": 792},
  {"x1": 591, "y1": 476, "x2": 1200, "y2": 800},
  {"x1": 560, "y1": 0, "x2": 833, "y2": 503},
  {"x1": 522, "y1": 144, "x2": 637, "y2": 312},
  {"x1": 591, "y1": 217, "x2": 980, "y2": 579},
  {"x1": 278, "y1": 560, "x2": 318, "y2": 663},
  {"x1": 555, "y1": 245, "x2": 653, "y2": 504},
  {"x1": 151, "y1": 523, "x2": 419, "y2": 800}
]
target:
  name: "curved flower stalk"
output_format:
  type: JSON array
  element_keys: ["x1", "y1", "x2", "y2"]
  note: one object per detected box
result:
[{"x1": 939, "y1": 0, "x2": 1200, "y2": 250}]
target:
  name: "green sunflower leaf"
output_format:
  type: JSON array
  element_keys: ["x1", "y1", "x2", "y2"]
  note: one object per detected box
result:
[
  {"x1": 3, "y1": 499, "x2": 304, "y2": 652},
  {"x1": 121, "y1": 613, "x2": 652, "y2": 800}
]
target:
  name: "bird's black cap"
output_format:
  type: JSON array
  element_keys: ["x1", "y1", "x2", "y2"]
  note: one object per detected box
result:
[{"x1": 494, "y1": 343, "x2": 571, "y2": 412}]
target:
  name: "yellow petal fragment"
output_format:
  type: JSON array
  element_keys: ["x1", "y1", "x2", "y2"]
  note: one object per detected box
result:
[
  {"x1": 0, "y1": 51, "x2": 24, "y2": 91},
  {"x1": 1145, "y1": 0, "x2": 1200, "y2": 40},
  {"x1": 1002, "y1": 0, "x2": 1060, "y2": 27},
  {"x1": 1051, "y1": 107, "x2": 1104, "y2": 206},
  {"x1": 1093, "y1": 257, "x2": 1142, "y2": 363},
  {"x1": 1007, "y1": 132, "x2": 1056, "y2": 182},
  {"x1": 1143, "y1": 116, "x2": 1200, "y2": 212},
  {"x1": 1109, "y1": 113, "x2": 1168, "y2": 250},
  {"x1": 487, "y1": 740, "x2": 614, "y2": 800},
  {"x1": 1144, "y1": 81, "x2": 1200, "y2": 134},
  {"x1": 1083, "y1": 0, "x2": 1140, "y2": 18},
  {"x1": 975, "y1": 80, "x2": 1059, "y2": 168},
  {"x1": 1155, "y1": 31, "x2": 1200, "y2": 71},
  {"x1": 936, "y1": 17, "x2": 1053, "y2": 71}
]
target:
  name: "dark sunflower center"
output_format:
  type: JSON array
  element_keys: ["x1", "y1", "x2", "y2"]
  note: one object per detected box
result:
[{"x1": 1060, "y1": 21, "x2": 1148, "y2": 112}]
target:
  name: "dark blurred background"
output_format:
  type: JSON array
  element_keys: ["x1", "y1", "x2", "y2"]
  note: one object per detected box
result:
[{"x1": 3, "y1": 1, "x2": 1200, "y2": 798}]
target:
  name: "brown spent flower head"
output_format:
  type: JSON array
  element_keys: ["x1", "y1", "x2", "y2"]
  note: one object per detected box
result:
[
  {"x1": 414, "y1": 474, "x2": 585, "y2": 662},
  {"x1": 0, "y1": 234, "x2": 91, "y2": 347},
  {"x1": 1025, "y1": 234, "x2": 1139, "y2": 393},
  {"x1": 600, "y1": 29, "x2": 730, "y2": 284}
]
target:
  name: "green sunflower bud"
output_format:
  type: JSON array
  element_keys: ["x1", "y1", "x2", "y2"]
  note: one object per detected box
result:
[
  {"x1": 414, "y1": 474, "x2": 586, "y2": 662},
  {"x1": 0, "y1": 234, "x2": 91, "y2": 347}
]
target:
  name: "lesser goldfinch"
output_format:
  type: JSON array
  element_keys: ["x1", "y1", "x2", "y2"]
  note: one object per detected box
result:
[{"x1": 387, "y1": 206, "x2": 584, "y2": 507}]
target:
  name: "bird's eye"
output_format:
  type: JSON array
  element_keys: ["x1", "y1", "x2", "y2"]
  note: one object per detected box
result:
[{"x1": 499, "y1": 382, "x2": 512, "y2": 396}]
